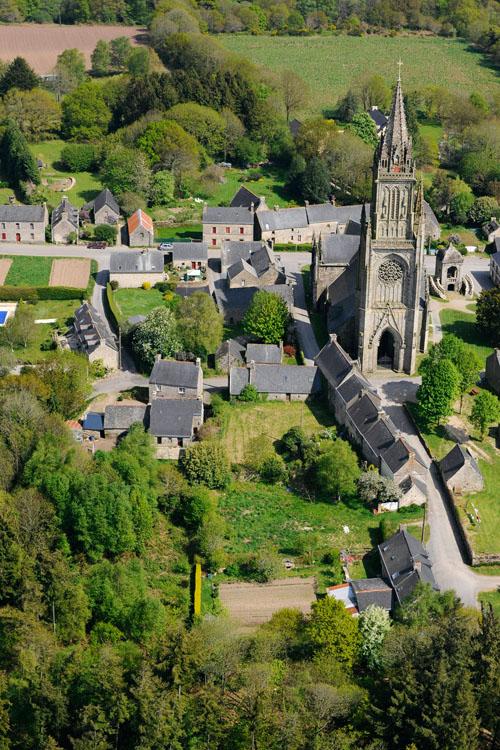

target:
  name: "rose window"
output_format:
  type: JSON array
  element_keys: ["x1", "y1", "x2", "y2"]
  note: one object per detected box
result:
[{"x1": 378, "y1": 260, "x2": 403, "y2": 285}]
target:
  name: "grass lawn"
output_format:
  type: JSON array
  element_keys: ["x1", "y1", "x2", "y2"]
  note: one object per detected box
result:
[
  {"x1": 223, "y1": 321, "x2": 246, "y2": 340},
  {"x1": 155, "y1": 224, "x2": 202, "y2": 242},
  {"x1": 221, "y1": 399, "x2": 335, "y2": 464},
  {"x1": 113, "y1": 287, "x2": 165, "y2": 324},
  {"x1": 301, "y1": 265, "x2": 328, "y2": 349},
  {"x1": 2, "y1": 255, "x2": 53, "y2": 286},
  {"x1": 208, "y1": 165, "x2": 292, "y2": 208},
  {"x1": 9, "y1": 298, "x2": 80, "y2": 364},
  {"x1": 456, "y1": 449, "x2": 500, "y2": 556},
  {"x1": 440, "y1": 225, "x2": 484, "y2": 249},
  {"x1": 218, "y1": 35, "x2": 500, "y2": 117},
  {"x1": 218, "y1": 481, "x2": 424, "y2": 558},
  {"x1": 29, "y1": 140, "x2": 102, "y2": 208},
  {"x1": 478, "y1": 590, "x2": 500, "y2": 615},
  {"x1": 440, "y1": 308, "x2": 491, "y2": 366},
  {"x1": 419, "y1": 123, "x2": 444, "y2": 151}
]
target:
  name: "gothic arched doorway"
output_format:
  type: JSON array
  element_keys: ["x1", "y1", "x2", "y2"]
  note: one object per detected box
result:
[
  {"x1": 447, "y1": 266, "x2": 457, "y2": 291},
  {"x1": 377, "y1": 330, "x2": 395, "y2": 369}
]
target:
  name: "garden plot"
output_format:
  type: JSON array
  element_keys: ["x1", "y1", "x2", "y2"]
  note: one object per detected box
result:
[
  {"x1": 0, "y1": 258, "x2": 12, "y2": 285},
  {"x1": 49, "y1": 259, "x2": 90, "y2": 288}
]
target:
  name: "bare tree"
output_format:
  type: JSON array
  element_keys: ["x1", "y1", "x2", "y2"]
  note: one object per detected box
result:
[{"x1": 280, "y1": 70, "x2": 309, "y2": 124}]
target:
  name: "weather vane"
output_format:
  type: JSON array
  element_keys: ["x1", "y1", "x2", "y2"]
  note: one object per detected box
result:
[{"x1": 397, "y1": 59, "x2": 403, "y2": 80}]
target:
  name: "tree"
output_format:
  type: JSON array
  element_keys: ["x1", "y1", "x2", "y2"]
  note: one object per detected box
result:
[
  {"x1": 196, "y1": 511, "x2": 226, "y2": 572},
  {"x1": 336, "y1": 88, "x2": 361, "y2": 122},
  {"x1": 91, "y1": 40, "x2": 111, "y2": 77},
  {"x1": 476, "y1": 286, "x2": 500, "y2": 346},
  {"x1": 127, "y1": 47, "x2": 150, "y2": 77},
  {"x1": 55, "y1": 48, "x2": 86, "y2": 92},
  {"x1": 110, "y1": 36, "x2": 133, "y2": 70},
  {"x1": 221, "y1": 108, "x2": 244, "y2": 161},
  {"x1": 175, "y1": 292, "x2": 223, "y2": 361},
  {"x1": 11, "y1": 301, "x2": 36, "y2": 349},
  {"x1": 450, "y1": 191, "x2": 475, "y2": 224},
  {"x1": 357, "y1": 470, "x2": 402, "y2": 508},
  {"x1": 349, "y1": 112, "x2": 378, "y2": 148},
  {"x1": 180, "y1": 441, "x2": 231, "y2": 489},
  {"x1": 417, "y1": 358, "x2": 459, "y2": 425},
  {"x1": 62, "y1": 81, "x2": 111, "y2": 140},
  {"x1": 308, "y1": 596, "x2": 360, "y2": 669},
  {"x1": 470, "y1": 391, "x2": 500, "y2": 440},
  {"x1": 120, "y1": 72, "x2": 178, "y2": 127},
  {"x1": 250, "y1": 547, "x2": 283, "y2": 582},
  {"x1": 136, "y1": 119, "x2": 200, "y2": 175},
  {"x1": 469, "y1": 195, "x2": 499, "y2": 226},
  {"x1": 242, "y1": 290, "x2": 290, "y2": 344},
  {"x1": 132, "y1": 307, "x2": 181, "y2": 366},
  {"x1": 165, "y1": 103, "x2": 226, "y2": 157},
  {"x1": 33, "y1": 350, "x2": 91, "y2": 417},
  {"x1": 355, "y1": 73, "x2": 391, "y2": 111},
  {"x1": 60, "y1": 143, "x2": 95, "y2": 172},
  {"x1": 150, "y1": 169, "x2": 175, "y2": 205},
  {"x1": 280, "y1": 70, "x2": 309, "y2": 124},
  {"x1": 454, "y1": 348, "x2": 482, "y2": 413},
  {"x1": 118, "y1": 191, "x2": 147, "y2": 216},
  {"x1": 0, "y1": 88, "x2": 61, "y2": 141},
  {"x1": 100, "y1": 146, "x2": 152, "y2": 197},
  {"x1": 314, "y1": 439, "x2": 360, "y2": 501},
  {"x1": 295, "y1": 117, "x2": 338, "y2": 161},
  {"x1": 0, "y1": 56, "x2": 38, "y2": 95},
  {"x1": 301, "y1": 157, "x2": 331, "y2": 204},
  {"x1": 94, "y1": 225, "x2": 117, "y2": 245},
  {"x1": 0, "y1": 348, "x2": 16, "y2": 377},
  {"x1": 359, "y1": 604, "x2": 391, "y2": 670}
]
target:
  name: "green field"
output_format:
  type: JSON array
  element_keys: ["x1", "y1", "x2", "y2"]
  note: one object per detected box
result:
[
  {"x1": 207, "y1": 166, "x2": 291, "y2": 207},
  {"x1": 113, "y1": 287, "x2": 165, "y2": 323},
  {"x1": 440, "y1": 308, "x2": 492, "y2": 366},
  {"x1": 2, "y1": 255, "x2": 53, "y2": 286},
  {"x1": 478, "y1": 590, "x2": 500, "y2": 615},
  {"x1": 29, "y1": 140, "x2": 102, "y2": 208},
  {"x1": 457, "y1": 450, "x2": 500, "y2": 556},
  {"x1": 221, "y1": 399, "x2": 335, "y2": 463},
  {"x1": 218, "y1": 35, "x2": 500, "y2": 116}
]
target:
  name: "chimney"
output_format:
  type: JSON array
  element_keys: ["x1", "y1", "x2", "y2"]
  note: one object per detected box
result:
[
  {"x1": 330, "y1": 196, "x2": 336, "y2": 206},
  {"x1": 371, "y1": 105, "x2": 378, "y2": 110},
  {"x1": 414, "y1": 561, "x2": 421, "y2": 571},
  {"x1": 329, "y1": 333, "x2": 337, "y2": 343},
  {"x1": 155, "y1": 353, "x2": 161, "y2": 362},
  {"x1": 274, "y1": 205, "x2": 279, "y2": 212},
  {"x1": 250, "y1": 201, "x2": 254, "y2": 215},
  {"x1": 395, "y1": 430, "x2": 401, "y2": 440},
  {"x1": 248, "y1": 360, "x2": 256, "y2": 384},
  {"x1": 195, "y1": 357, "x2": 201, "y2": 368},
  {"x1": 379, "y1": 409, "x2": 386, "y2": 419},
  {"x1": 304, "y1": 200, "x2": 309, "y2": 207}
]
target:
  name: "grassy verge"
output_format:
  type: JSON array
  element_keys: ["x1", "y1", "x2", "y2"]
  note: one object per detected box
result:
[
  {"x1": 440, "y1": 308, "x2": 491, "y2": 366},
  {"x1": 455, "y1": 448, "x2": 500, "y2": 556},
  {"x1": 113, "y1": 287, "x2": 165, "y2": 324},
  {"x1": 301, "y1": 265, "x2": 328, "y2": 349}
]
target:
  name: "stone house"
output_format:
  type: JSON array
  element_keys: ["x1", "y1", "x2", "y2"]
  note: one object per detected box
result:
[
  {"x1": 72, "y1": 302, "x2": 119, "y2": 370},
  {"x1": 214, "y1": 283, "x2": 293, "y2": 324},
  {"x1": 378, "y1": 530, "x2": 439, "y2": 606},
  {"x1": 84, "y1": 188, "x2": 120, "y2": 225},
  {"x1": 246, "y1": 343, "x2": 282, "y2": 364},
  {"x1": 149, "y1": 357, "x2": 203, "y2": 401},
  {"x1": 483, "y1": 217, "x2": 500, "y2": 243},
  {"x1": 109, "y1": 250, "x2": 164, "y2": 288},
  {"x1": 226, "y1": 243, "x2": 286, "y2": 288},
  {"x1": 214, "y1": 336, "x2": 249, "y2": 372},
  {"x1": 368, "y1": 106, "x2": 388, "y2": 136},
  {"x1": 51, "y1": 196, "x2": 79, "y2": 244},
  {"x1": 168, "y1": 242, "x2": 208, "y2": 271},
  {"x1": 435, "y1": 243, "x2": 464, "y2": 292},
  {"x1": 0, "y1": 204, "x2": 48, "y2": 243},
  {"x1": 398, "y1": 474, "x2": 427, "y2": 507},
  {"x1": 488, "y1": 239, "x2": 500, "y2": 285},
  {"x1": 103, "y1": 404, "x2": 148, "y2": 438},
  {"x1": 486, "y1": 349, "x2": 500, "y2": 395},
  {"x1": 439, "y1": 445, "x2": 484, "y2": 494},
  {"x1": 221, "y1": 241, "x2": 269, "y2": 277},
  {"x1": 230, "y1": 186, "x2": 268, "y2": 211},
  {"x1": 229, "y1": 362, "x2": 321, "y2": 401},
  {"x1": 128, "y1": 209, "x2": 154, "y2": 247},
  {"x1": 149, "y1": 398, "x2": 203, "y2": 459},
  {"x1": 202, "y1": 205, "x2": 255, "y2": 249}
]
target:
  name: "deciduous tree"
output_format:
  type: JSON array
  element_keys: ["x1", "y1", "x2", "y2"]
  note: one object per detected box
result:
[
  {"x1": 314, "y1": 439, "x2": 359, "y2": 501},
  {"x1": 280, "y1": 70, "x2": 309, "y2": 124},
  {"x1": 180, "y1": 441, "x2": 231, "y2": 489},
  {"x1": 470, "y1": 390, "x2": 500, "y2": 440},
  {"x1": 308, "y1": 596, "x2": 360, "y2": 668},
  {"x1": 242, "y1": 290, "x2": 290, "y2": 344},
  {"x1": 349, "y1": 111, "x2": 378, "y2": 148},
  {"x1": 176, "y1": 292, "x2": 223, "y2": 361},
  {"x1": 417, "y1": 357, "x2": 459, "y2": 425},
  {"x1": 62, "y1": 81, "x2": 111, "y2": 140},
  {"x1": 91, "y1": 40, "x2": 111, "y2": 77},
  {"x1": 359, "y1": 604, "x2": 391, "y2": 670},
  {"x1": 132, "y1": 307, "x2": 181, "y2": 366}
]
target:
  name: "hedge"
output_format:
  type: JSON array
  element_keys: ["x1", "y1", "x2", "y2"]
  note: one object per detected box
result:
[
  {"x1": 105, "y1": 282, "x2": 120, "y2": 332},
  {"x1": 0, "y1": 285, "x2": 86, "y2": 301},
  {"x1": 273, "y1": 243, "x2": 313, "y2": 253},
  {"x1": 85, "y1": 260, "x2": 98, "y2": 301}
]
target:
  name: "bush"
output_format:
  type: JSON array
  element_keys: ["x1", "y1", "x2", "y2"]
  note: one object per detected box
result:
[
  {"x1": 94, "y1": 225, "x2": 117, "y2": 245},
  {"x1": 180, "y1": 441, "x2": 232, "y2": 489},
  {"x1": 236, "y1": 383, "x2": 260, "y2": 402},
  {"x1": 283, "y1": 345, "x2": 296, "y2": 357},
  {"x1": 110, "y1": 279, "x2": 119, "y2": 291},
  {"x1": 379, "y1": 517, "x2": 391, "y2": 542},
  {"x1": 60, "y1": 143, "x2": 96, "y2": 172},
  {"x1": 259, "y1": 455, "x2": 287, "y2": 484},
  {"x1": 0, "y1": 286, "x2": 85, "y2": 301},
  {"x1": 142, "y1": 281, "x2": 151, "y2": 290}
]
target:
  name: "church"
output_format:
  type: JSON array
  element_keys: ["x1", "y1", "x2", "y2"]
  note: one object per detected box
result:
[{"x1": 311, "y1": 74, "x2": 429, "y2": 375}]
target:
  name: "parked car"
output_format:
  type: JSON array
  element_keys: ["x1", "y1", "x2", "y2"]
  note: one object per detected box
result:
[
  {"x1": 159, "y1": 242, "x2": 173, "y2": 250},
  {"x1": 87, "y1": 241, "x2": 107, "y2": 249}
]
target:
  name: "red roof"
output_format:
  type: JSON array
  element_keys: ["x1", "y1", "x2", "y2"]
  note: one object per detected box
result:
[{"x1": 127, "y1": 209, "x2": 153, "y2": 235}]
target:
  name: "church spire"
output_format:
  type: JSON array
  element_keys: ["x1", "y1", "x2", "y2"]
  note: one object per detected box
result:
[{"x1": 379, "y1": 65, "x2": 413, "y2": 172}]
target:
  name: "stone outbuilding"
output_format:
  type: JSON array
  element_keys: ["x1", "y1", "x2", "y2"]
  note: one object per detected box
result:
[
  {"x1": 214, "y1": 336, "x2": 249, "y2": 372},
  {"x1": 128, "y1": 209, "x2": 154, "y2": 247},
  {"x1": 439, "y1": 445, "x2": 484, "y2": 494},
  {"x1": 246, "y1": 343, "x2": 282, "y2": 364},
  {"x1": 84, "y1": 188, "x2": 120, "y2": 225},
  {"x1": 51, "y1": 196, "x2": 79, "y2": 244},
  {"x1": 103, "y1": 404, "x2": 148, "y2": 438},
  {"x1": 229, "y1": 363, "x2": 321, "y2": 401},
  {"x1": 149, "y1": 398, "x2": 203, "y2": 458},
  {"x1": 486, "y1": 349, "x2": 500, "y2": 396},
  {"x1": 435, "y1": 243, "x2": 464, "y2": 292},
  {"x1": 72, "y1": 302, "x2": 119, "y2": 370},
  {"x1": 109, "y1": 250, "x2": 164, "y2": 288},
  {"x1": 149, "y1": 357, "x2": 203, "y2": 401},
  {"x1": 483, "y1": 217, "x2": 500, "y2": 243},
  {"x1": 0, "y1": 204, "x2": 48, "y2": 243}
]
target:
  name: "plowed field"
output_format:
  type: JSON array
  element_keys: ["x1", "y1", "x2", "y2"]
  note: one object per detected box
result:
[
  {"x1": 0, "y1": 258, "x2": 13, "y2": 285},
  {"x1": 49, "y1": 258, "x2": 90, "y2": 288}
]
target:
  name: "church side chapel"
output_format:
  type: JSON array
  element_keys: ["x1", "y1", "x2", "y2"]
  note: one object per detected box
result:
[{"x1": 312, "y1": 67, "x2": 429, "y2": 375}]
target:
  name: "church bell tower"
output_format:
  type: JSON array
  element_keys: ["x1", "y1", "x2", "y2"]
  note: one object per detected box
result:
[{"x1": 356, "y1": 66, "x2": 426, "y2": 375}]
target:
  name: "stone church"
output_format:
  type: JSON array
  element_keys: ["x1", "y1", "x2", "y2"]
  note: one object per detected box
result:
[{"x1": 312, "y1": 75, "x2": 428, "y2": 375}]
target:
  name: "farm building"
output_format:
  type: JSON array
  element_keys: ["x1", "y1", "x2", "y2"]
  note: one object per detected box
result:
[
  {"x1": 229, "y1": 362, "x2": 321, "y2": 401},
  {"x1": 0, "y1": 204, "x2": 48, "y2": 243},
  {"x1": 72, "y1": 301, "x2": 119, "y2": 370},
  {"x1": 378, "y1": 530, "x2": 439, "y2": 606},
  {"x1": 149, "y1": 398, "x2": 204, "y2": 459},
  {"x1": 439, "y1": 445, "x2": 484, "y2": 494},
  {"x1": 246, "y1": 343, "x2": 282, "y2": 364},
  {"x1": 128, "y1": 209, "x2": 154, "y2": 247},
  {"x1": 51, "y1": 196, "x2": 79, "y2": 244},
  {"x1": 103, "y1": 404, "x2": 149, "y2": 438},
  {"x1": 109, "y1": 250, "x2": 164, "y2": 288},
  {"x1": 83, "y1": 188, "x2": 120, "y2": 225},
  {"x1": 214, "y1": 336, "x2": 249, "y2": 372}
]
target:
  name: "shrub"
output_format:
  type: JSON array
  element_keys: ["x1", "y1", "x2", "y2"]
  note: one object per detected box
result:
[
  {"x1": 259, "y1": 455, "x2": 287, "y2": 484},
  {"x1": 236, "y1": 383, "x2": 260, "y2": 402},
  {"x1": 110, "y1": 279, "x2": 119, "y2": 291},
  {"x1": 180, "y1": 441, "x2": 232, "y2": 489},
  {"x1": 142, "y1": 281, "x2": 151, "y2": 290},
  {"x1": 283, "y1": 345, "x2": 296, "y2": 357},
  {"x1": 94, "y1": 225, "x2": 117, "y2": 244},
  {"x1": 379, "y1": 517, "x2": 391, "y2": 542},
  {"x1": 60, "y1": 143, "x2": 96, "y2": 172}
]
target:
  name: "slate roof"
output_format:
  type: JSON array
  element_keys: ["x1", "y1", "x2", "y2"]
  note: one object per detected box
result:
[
  {"x1": 175, "y1": 284, "x2": 210, "y2": 298},
  {"x1": 74, "y1": 302, "x2": 117, "y2": 354},
  {"x1": 52, "y1": 197, "x2": 78, "y2": 229},
  {"x1": 149, "y1": 359, "x2": 201, "y2": 388},
  {"x1": 364, "y1": 417, "x2": 397, "y2": 456},
  {"x1": 149, "y1": 398, "x2": 202, "y2": 438},
  {"x1": 230, "y1": 185, "x2": 261, "y2": 210},
  {"x1": 0, "y1": 204, "x2": 46, "y2": 222},
  {"x1": 436, "y1": 242, "x2": 463, "y2": 263},
  {"x1": 326, "y1": 260, "x2": 358, "y2": 333},
  {"x1": 351, "y1": 578, "x2": 393, "y2": 612},
  {"x1": 483, "y1": 218, "x2": 500, "y2": 234},
  {"x1": 439, "y1": 444, "x2": 481, "y2": 483},
  {"x1": 82, "y1": 412, "x2": 104, "y2": 431},
  {"x1": 320, "y1": 233, "x2": 360, "y2": 264},
  {"x1": 227, "y1": 258, "x2": 257, "y2": 281},
  {"x1": 229, "y1": 364, "x2": 321, "y2": 396},
  {"x1": 215, "y1": 337, "x2": 248, "y2": 363},
  {"x1": 104, "y1": 404, "x2": 148, "y2": 430},
  {"x1": 110, "y1": 250, "x2": 164, "y2": 274},
  {"x1": 336, "y1": 373, "x2": 377, "y2": 405},
  {"x1": 490, "y1": 251, "x2": 500, "y2": 267},
  {"x1": 93, "y1": 188, "x2": 120, "y2": 216},
  {"x1": 256, "y1": 203, "x2": 367, "y2": 234},
  {"x1": 307, "y1": 203, "x2": 365, "y2": 225},
  {"x1": 487, "y1": 237, "x2": 500, "y2": 255},
  {"x1": 221, "y1": 241, "x2": 267, "y2": 270},
  {"x1": 381, "y1": 437, "x2": 412, "y2": 474},
  {"x1": 127, "y1": 314, "x2": 147, "y2": 326},
  {"x1": 399, "y1": 474, "x2": 427, "y2": 499},
  {"x1": 246, "y1": 343, "x2": 282, "y2": 364},
  {"x1": 378, "y1": 529, "x2": 439, "y2": 605},
  {"x1": 368, "y1": 107, "x2": 388, "y2": 131},
  {"x1": 171, "y1": 242, "x2": 208, "y2": 262},
  {"x1": 289, "y1": 118, "x2": 303, "y2": 137},
  {"x1": 315, "y1": 336, "x2": 354, "y2": 387},
  {"x1": 257, "y1": 207, "x2": 308, "y2": 232},
  {"x1": 203, "y1": 205, "x2": 254, "y2": 225},
  {"x1": 347, "y1": 392, "x2": 381, "y2": 436},
  {"x1": 423, "y1": 201, "x2": 440, "y2": 235},
  {"x1": 214, "y1": 283, "x2": 293, "y2": 312},
  {"x1": 128, "y1": 208, "x2": 154, "y2": 235}
]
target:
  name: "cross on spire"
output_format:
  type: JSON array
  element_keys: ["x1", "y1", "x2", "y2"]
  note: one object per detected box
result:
[{"x1": 397, "y1": 59, "x2": 403, "y2": 81}]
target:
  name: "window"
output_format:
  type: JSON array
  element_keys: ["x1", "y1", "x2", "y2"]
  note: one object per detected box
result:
[
  {"x1": 225, "y1": 227, "x2": 230, "y2": 234},
  {"x1": 241, "y1": 280, "x2": 245, "y2": 286},
  {"x1": 15, "y1": 223, "x2": 20, "y2": 230},
  {"x1": 239, "y1": 227, "x2": 244, "y2": 234},
  {"x1": 212, "y1": 239, "x2": 216, "y2": 246},
  {"x1": 298, "y1": 235, "x2": 301, "y2": 241},
  {"x1": 212, "y1": 227, "x2": 216, "y2": 233},
  {"x1": 178, "y1": 387, "x2": 185, "y2": 394},
  {"x1": 1, "y1": 223, "x2": 4, "y2": 230},
  {"x1": 30, "y1": 223, "x2": 34, "y2": 230},
  {"x1": 30, "y1": 233, "x2": 34, "y2": 240}
]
